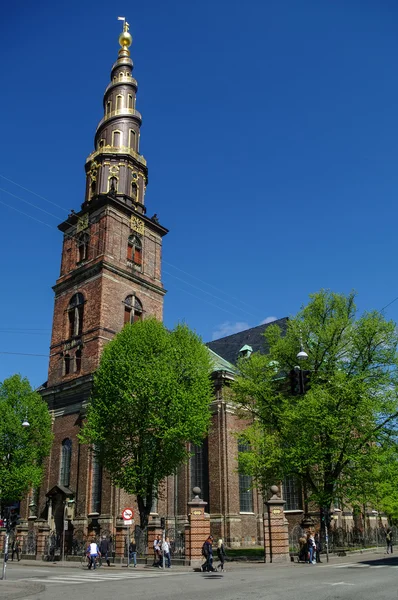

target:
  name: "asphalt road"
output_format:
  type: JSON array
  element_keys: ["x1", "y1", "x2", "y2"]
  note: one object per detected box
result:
[{"x1": 1, "y1": 552, "x2": 398, "y2": 600}]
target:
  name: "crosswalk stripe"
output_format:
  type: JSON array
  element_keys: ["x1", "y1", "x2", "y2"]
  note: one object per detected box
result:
[{"x1": 369, "y1": 565, "x2": 389, "y2": 568}]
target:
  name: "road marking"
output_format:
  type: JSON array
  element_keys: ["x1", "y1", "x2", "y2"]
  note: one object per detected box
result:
[
  {"x1": 369, "y1": 565, "x2": 389, "y2": 568},
  {"x1": 20, "y1": 571, "x2": 190, "y2": 586},
  {"x1": 324, "y1": 582, "x2": 355, "y2": 586}
]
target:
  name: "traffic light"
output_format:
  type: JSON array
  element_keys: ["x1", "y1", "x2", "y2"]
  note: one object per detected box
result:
[
  {"x1": 160, "y1": 517, "x2": 165, "y2": 530},
  {"x1": 302, "y1": 370, "x2": 311, "y2": 393},
  {"x1": 289, "y1": 368, "x2": 302, "y2": 395}
]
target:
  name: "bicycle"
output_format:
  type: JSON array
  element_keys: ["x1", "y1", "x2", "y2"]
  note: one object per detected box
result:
[{"x1": 81, "y1": 553, "x2": 102, "y2": 569}]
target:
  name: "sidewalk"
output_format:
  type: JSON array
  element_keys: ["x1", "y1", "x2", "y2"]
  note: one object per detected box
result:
[{"x1": 7, "y1": 549, "x2": 386, "y2": 571}]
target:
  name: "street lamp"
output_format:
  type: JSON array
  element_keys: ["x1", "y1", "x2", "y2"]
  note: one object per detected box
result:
[
  {"x1": 371, "y1": 510, "x2": 378, "y2": 550},
  {"x1": 22, "y1": 413, "x2": 30, "y2": 428},
  {"x1": 297, "y1": 347, "x2": 308, "y2": 361}
]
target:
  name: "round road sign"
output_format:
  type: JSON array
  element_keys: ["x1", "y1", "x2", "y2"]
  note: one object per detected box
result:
[{"x1": 122, "y1": 508, "x2": 134, "y2": 521}]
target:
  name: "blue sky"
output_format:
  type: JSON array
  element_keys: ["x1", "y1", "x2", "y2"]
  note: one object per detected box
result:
[{"x1": 1, "y1": 0, "x2": 398, "y2": 388}]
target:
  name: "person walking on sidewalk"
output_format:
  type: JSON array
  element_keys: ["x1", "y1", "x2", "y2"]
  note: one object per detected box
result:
[
  {"x1": 129, "y1": 539, "x2": 137, "y2": 567},
  {"x1": 87, "y1": 541, "x2": 100, "y2": 570},
  {"x1": 99, "y1": 536, "x2": 111, "y2": 567},
  {"x1": 307, "y1": 533, "x2": 316, "y2": 564},
  {"x1": 216, "y1": 538, "x2": 226, "y2": 572},
  {"x1": 314, "y1": 533, "x2": 322, "y2": 563},
  {"x1": 386, "y1": 527, "x2": 393, "y2": 554},
  {"x1": 162, "y1": 537, "x2": 171, "y2": 568},
  {"x1": 11, "y1": 538, "x2": 21, "y2": 561},
  {"x1": 202, "y1": 535, "x2": 214, "y2": 572}
]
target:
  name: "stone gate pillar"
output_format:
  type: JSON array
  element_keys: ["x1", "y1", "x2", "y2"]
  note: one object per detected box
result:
[
  {"x1": 186, "y1": 487, "x2": 210, "y2": 568},
  {"x1": 264, "y1": 485, "x2": 289, "y2": 563},
  {"x1": 35, "y1": 520, "x2": 50, "y2": 559}
]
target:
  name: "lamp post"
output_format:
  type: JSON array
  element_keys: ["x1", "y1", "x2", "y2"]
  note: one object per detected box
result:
[{"x1": 372, "y1": 510, "x2": 378, "y2": 550}]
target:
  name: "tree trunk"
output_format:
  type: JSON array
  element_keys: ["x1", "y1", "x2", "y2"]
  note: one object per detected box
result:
[{"x1": 137, "y1": 494, "x2": 151, "y2": 530}]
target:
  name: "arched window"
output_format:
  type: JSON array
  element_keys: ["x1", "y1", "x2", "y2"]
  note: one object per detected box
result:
[
  {"x1": 238, "y1": 439, "x2": 253, "y2": 512},
  {"x1": 116, "y1": 95, "x2": 123, "y2": 110},
  {"x1": 129, "y1": 129, "x2": 136, "y2": 150},
  {"x1": 75, "y1": 348, "x2": 82, "y2": 374},
  {"x1": 60, "y1": 439, "x2": 72, "y2": 487},
  {"x1": 106, "y1": 101, "x2": 112, "y2": 115},
  {"x1": 127, "y1": 235, "x2": 142, "y2": 266},
  {"x1": 124, "y1": 295, "x2": 143, "y2": 324},
  {"x1": 77, "y1": 232, "x2": 89, "y2": 263},
  {"x1": 64, "y1": 353, "x2": 71, "y2": 376},
  {"x1": 112, "y1": 130, "x2": 122, "y2": 147},
  {"x1": 90, "y1": 449, "x2": 102, "y2": 514},
  {"x1": 68, "y1": 293, "x2": 84, "y2": 338},
  {"x1": 108, "y1": 176, "x2": 118, "y2": 193},
  {"x1": 131, "y1": 182, "x2": 138, "y2": 200},
  {"x1": 190, "y1": 440, "x2": 209, "y2": 510},
  {"x1": 127, "y1": 95, "x2": 133, "y2": 109}
]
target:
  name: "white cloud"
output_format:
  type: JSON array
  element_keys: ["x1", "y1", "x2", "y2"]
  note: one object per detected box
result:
[
  {"x1": 212, "y1": 321, "x2": 250, "y2": 340},
  {"x1": 260, "y1": 316, "x2": 278, "y2": 325}
]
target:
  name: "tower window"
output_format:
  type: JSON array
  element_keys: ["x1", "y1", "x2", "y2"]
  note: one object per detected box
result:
[
  {"x1": 112, "y1": 130, "x2": 122, "y2": 147},
  {"x1": 129, "y1": 129, "x2": 136, "y2": 150},
  {"x1": 190, "y1": 440, "x2": 209, "y2": 510},
  {"x1": 60, "y1": 438, "x2": 72, "y2": 487},
  {"x1": 116, "y1": 95, "x2": 123, "y2": 110},
  {"x1": 77, "y1": 232, "x2": 89, "y2": 263},
  {"x1": 75, "y1": 348, "x2": 82, "y2": 374},
  {"x1": 131, "y1": 182, "x2": 137, "y2": 200},
  {"x1": 127, "y1": 234, "x2": 142, "y2": 266},
  {"x1": 106, "y1": 101, "x2": 111, "y2": 115},
  {"x1": 127, "y1": 94, "x2": 133, "y2": 109},
  {"x1": 68, "y1": 293, "x2": 84, "y2": 338},
  {"x1": 108, "y1": 176, "x2": 118, "y2": 193},
  {"x1": 64, "y1": 353, "x2": 71, "y2": 376},
  {"x1": 123, "y1": 295, "x2": 143, "y2": 324}
]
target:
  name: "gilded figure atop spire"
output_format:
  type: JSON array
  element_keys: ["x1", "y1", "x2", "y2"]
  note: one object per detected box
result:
[{"x1": 117, "y1": 16, "x2": 132, "y2": 55}]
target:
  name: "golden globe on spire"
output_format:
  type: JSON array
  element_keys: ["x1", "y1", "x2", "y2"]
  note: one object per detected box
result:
[{"x1": 117, "y1": 16, "x2": 132, "y2": 52}]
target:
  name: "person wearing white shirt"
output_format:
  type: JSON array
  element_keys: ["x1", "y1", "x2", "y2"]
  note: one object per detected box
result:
[
  {"x1": 162, "y1": 537, "x2": 171, "y2": 568},
  {"x1": 87, "y1": 541, "x2": 100, "y2": 570}
]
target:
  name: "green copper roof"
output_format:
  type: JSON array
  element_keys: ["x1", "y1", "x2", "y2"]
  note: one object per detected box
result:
[{"x1": 207, "y1": 348, "x2": 237, "y2": 374}]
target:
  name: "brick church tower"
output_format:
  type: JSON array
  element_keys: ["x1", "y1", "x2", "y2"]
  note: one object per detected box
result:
[{"x1": 31, "y1": 20, "x2": 167, "y2": 543}]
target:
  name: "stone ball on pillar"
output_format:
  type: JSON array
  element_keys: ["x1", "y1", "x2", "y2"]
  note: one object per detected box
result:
[
  {"x1": 270, "y1": 485, "x2": 280, "y2": 497},
  {"x1": 192, "y1": 487, "x2": 201, "y2": 499}
]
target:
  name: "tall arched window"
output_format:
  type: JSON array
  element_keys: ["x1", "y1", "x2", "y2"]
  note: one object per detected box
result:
[
  {"x1": 112, "y1": 130, "x2": 122, "y2": 147},
  {"x1": 68, "y1": 293, "x2": 84, "y2": 338},
  {"x1": 127, "y1": 95, "x2": 133, "y2": 109},
  {"x1": 123, "y1": 295, "x2": 143, "y2": 324},
  {"x1": 77, "y1": 232, "x2": 89, "y2": 263},
  {"x1": 129, "y1": 129, "x2": 136, "y2": 150},
  {"x1": 64, "y1": 353, "x2": 71, "y2": 376},
  {"x1": 106, "y1": 101, "x2": 112, "y2": 115},
  {"x1": 90, "y1": 450, "x2": 102, "y2": 514},
  {"x1": 116, "y1": 95, "x2": 123, "y2": 110},
  {"x1": 75, "y1": 348, "x2": 82, "y2": 374},
  {"x1": 127, "y1": 235, "x2": 142, "y2": 266},
  {"x1": 108, "y1": 176, "x2": 118, "y2": 193},
  {"x1": 60, "y1": 439, "x2": 72, "y2": 487},
  {"x1": 238, "y1": 439, "x2": 253, "y2": 512},
  {"x1": 190, "y1": 440, "x2": 209, "y2": 510}
]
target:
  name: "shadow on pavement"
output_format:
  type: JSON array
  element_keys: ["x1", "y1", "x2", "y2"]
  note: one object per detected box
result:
[{"x1": 356, "y1": 555, "x2": 398, "y2": 567}]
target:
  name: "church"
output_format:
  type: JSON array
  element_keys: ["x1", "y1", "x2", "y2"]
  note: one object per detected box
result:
[{"x1": 18, "y1": 21, "x2": 305, "y2": 556}]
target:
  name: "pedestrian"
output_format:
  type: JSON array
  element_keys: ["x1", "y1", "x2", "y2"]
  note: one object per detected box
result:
[
  {"x1": 162, "y1": 536, "x2": 171, "y2": 568},
  {"x1": 386, "y1": 527, "x2": 393, "y2": 554},
  {"x1": 153, "y1": 535, "x2": 162, "y2": 567},
  {"x1": 11, "y1": 538, "x2": 20, "y2": 562},
  {"x1": 201, "y1": 535, "x2": 214, "y2": 572},
  {"x1": 314, "y1": 532, "x2": 322, "y2": 563},
  {"x1": 307, "y1": 533, "x2": 316, "y2": 564},
  {"x1": 216, "y1": 538, "x2": 226, "y2": 572},
  {"x1": 129, "y1": 538, "x2": 137, "y2": 567},
  {"x1": 87, "y1": 540, "x2": 100, "y2": 570},
  {"x1": 99, "y1": 535, "x2": 111, "y2": 566}
]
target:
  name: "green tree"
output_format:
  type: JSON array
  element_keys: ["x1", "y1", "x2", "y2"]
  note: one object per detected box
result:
[
  {"x1": 80, "y1": 318, "x2": 213, "y2": 528},
  {"x1": 233, "y1": 290, "x2": 398, "y2": 513},
  {"x1": 0, "y1": 374, "x2": 53, "y2": 506}
]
